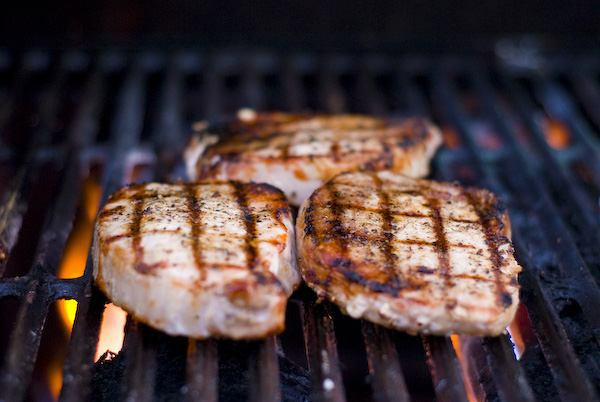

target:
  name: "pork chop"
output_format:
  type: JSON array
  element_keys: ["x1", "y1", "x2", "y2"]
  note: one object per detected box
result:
[
  {"x1": 93, "y1": 181, "x2": 299, "y2": 339},
  {"x1": 185, "y1": 110, "x2": 442, "y2": 205},
  {"x1": 296, "y1": 171, "x2": 521, "y2": 336}
]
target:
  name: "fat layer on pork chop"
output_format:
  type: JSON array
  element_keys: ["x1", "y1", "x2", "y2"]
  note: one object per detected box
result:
[
  {"x1": 93, "y1": 181, "x2": 299, "y2": 339},
  {"x1": 185, "y1": 110, "x2": 442, "y2": 205},
  {"x1": 296, "y1": 171, "x2": 521, "y2": 336}
]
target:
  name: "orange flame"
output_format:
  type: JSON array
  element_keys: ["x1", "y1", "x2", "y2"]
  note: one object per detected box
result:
[
  {"x1": 51, "y1": 173, "x2": 126, "y2": 398},
  {"x1": 450, "y1": 335, "x2": 479, "y2": 402},
  {"x1": 543, "y1": 118, "x2": 571, "y2": 149},
  {"x1": 57, "y1": 175, "x2": 101, "y2": 331},
  {"x1": 94, "y1": 303, "x2": 127, "y2": 361}
]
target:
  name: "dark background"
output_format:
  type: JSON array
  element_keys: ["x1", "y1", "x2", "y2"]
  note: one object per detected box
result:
[{"x1": 1, "y1": 0, "x2": 599, "y2": 50}]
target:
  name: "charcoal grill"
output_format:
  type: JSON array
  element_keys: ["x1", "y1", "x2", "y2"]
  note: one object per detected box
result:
[{"x1": 0, "y1": 47, "x2": 599, "y2": 402}]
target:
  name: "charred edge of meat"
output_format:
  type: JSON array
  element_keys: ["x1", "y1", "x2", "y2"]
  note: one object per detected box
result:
[
  {"x1": 229, "y1": 181, "x2": 286, "y2": 291},
  {"x1": 463, "y1": 189, "x2": 512, "y2": 310}
]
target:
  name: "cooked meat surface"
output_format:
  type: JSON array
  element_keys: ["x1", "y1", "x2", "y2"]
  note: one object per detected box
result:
[
  {"x1": 93, "y1": 181, "x2": 299, "y2": 339},
  {"x1": 296, "y1": 171, "x2": 521, "y2": 336},
  {"x1": 185, "y1": 110, "x2": 442, "y2": 205}
]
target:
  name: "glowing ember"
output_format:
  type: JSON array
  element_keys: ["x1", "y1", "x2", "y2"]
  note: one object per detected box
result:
[{"x1": 543, "y1": 118, "x2": 571, "y2": 149}]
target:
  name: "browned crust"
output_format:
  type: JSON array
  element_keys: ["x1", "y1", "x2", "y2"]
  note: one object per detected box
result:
[
  {"x1": 189, "y1": 112, "x2": 441, "y2": 180},
  {"x1": 96, "y1": 181, "x2": 291, "y2": 285},
  {"x1": 94, "y1": 180, "x2": 295, "y2": 339},
  {"x1": 297, "y1": 172, "x2": 521, "y2": 335}
]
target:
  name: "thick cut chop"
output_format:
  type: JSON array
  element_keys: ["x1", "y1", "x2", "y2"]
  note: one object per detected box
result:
[
  {"x1": 93, "y1": 181, "x2": 299, "y2": 339},
  {"x1": 297, "y1": 171, "x2": 521, "y2": 336},
  {"x1": 185, "y1": 111, "x2": 442, "y2": 205}
]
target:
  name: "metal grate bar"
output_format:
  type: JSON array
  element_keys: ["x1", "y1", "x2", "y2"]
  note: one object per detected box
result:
[
  {"x1": 248, "y1": 337, "x2": 281, "y2": 402},
  {"x1": 422, "y1": 336, "x2": 469, "y2": 402},
  {"x1": 152, "y1": 53, "x2": 186, "y2": 170},
  {"x1": 0, "y1": 54, "x2": 96, "y2": 401},
  {"x1": 303, "y1": 301, "x2": 346, "y2": 402},
  {"x1": 242, "y1": 54, "x2": 267, "y2": 111},
  {"x1": 473, "y1": 68, "x2": 600, "y2": 329},
  {"x1": 433, "y1": 63, "x2": 599, "y2": 401},
  {"x1": 282, "y1": 56, "x2": 306, "y2": 112},
  {"x1": 570, "y1": 70, "x2": 600, "y2": 134},
  {"x1": 122, "y1": 323, "x2": 157, "y2": 402},
  {"x1": 60, "y1": 57, "x2": 148, "y2": 402},
  {"x1": 496, "y1": 71, "x2": 600, "y2": 241},
  {"x1": 319, "y1": 55, "x2": 346, "y2": 114},
  {"x1": 0, "y1": 54, "x2": 66, "y2": 275},
  {"x1": 357, "y1": 58, "x2": 386, "y2": 116},
  {"x1": 482, "y1": 336, "x2": 535, "y2": 402},
  {"x1": 534, "y1": 75, "x2": 600, "y2": 156},
  {"x1": 0, "y1": 49, "x2": 598, "y2": 402},
  {"x1": 474, "y1": 69, "x2": 600, "y2": 292},
  {"x1": 185, "y1": 339, "x2": 218, "y2": 401},
  {"x1": 0, "y1": 283, "x2": 51, "y2": 401},
  {"x1": 393, "y1": 63, "x2": 473, "y2": 402},
  {"x1": 361, "y1": 322, "x2": 410, "y2": 402}
]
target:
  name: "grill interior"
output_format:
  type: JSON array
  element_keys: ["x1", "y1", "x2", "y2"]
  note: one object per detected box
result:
[{"x1": 0, "y1": 48, "x2": 599, "y2": 402}]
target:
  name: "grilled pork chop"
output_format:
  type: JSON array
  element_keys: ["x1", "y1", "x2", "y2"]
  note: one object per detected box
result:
[
  {"x1": 185, "y1": 110, "x2": 442, "y2": 205},
  {"x1": 297, "y1": 171, "x2": 521, "y2": 336},
  {"x1": 93, "y1": 181, "x2": 299, "y2": 339}
]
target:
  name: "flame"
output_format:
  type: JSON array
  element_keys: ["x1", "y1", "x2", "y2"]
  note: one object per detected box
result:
[
  {"x1": 50, "y1": 172, "x2": 125, "y2": 399},
  {"x1": 94, "y1": 303, "x2": 127, "y2": 361},
  {"x1": 507, "y1": 304, "x2": 531, "y2": 359},
  {"x1": 543, "y1": 118, "x2": 571, "y2": 149},
  {"x1": 450, "y1": 335, "x2": 479, "y2": 402},
  {"x1": 57, "y1": 175, "x2": 101, "y2": 332}
]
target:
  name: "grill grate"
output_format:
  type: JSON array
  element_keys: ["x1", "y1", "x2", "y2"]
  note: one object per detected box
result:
[{"x1": 0, "y1": 48, "x2": 599, "y2": 402}]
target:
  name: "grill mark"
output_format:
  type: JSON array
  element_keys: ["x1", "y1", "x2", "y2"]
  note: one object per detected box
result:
[
  {"x1": 310, "y1": 200, "x2": 480, "y2": 224},
  {"x1": 321, "y1": 180, "x2": 403, "y2": 295},
  {"x1": 209, "y1": 124, "x2": 426, "y2": 158},
  {"x1": 371, "y1": 173, "x2": 402, "y2": 290},
  {"x1": 332, "y1": 181, "x2": 426, "y2": 196},
  {"x1": 363, "y1": 141, "x2": 394, "y2": 171},
  {"x1": 324, "y1": 181, "x2": 346, "y2": 291},
  {"x1": 330, "y1": 141, "x2": 341, "y2": 162},
  {"x1": 98, "y1": 205, "x2": 126, "y2": 220},
  {"x1": 463, "y1": 190, "x2": 510, "y2": 309},
  {"x1": 414, "y1": 268, "x2": 515, "y2": 283},
  {"x1": 186, "y1": 184, "x2": 205, "y2": 280},
  {"x1": 103, "y1": 230, "x2": 286, "y2": 247},
  {"x1": 231, "y1": 182, "x2": 259, "y2": 272},
  {"x1": 130, "y1": 191, "x2": 146, "y2": 274},
  {"x1": 427, "y1": 197, "x2": 454, "y2": 309},
  {"x1": 318, "y1": 231, "x2": 478, "y2": 251}
]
